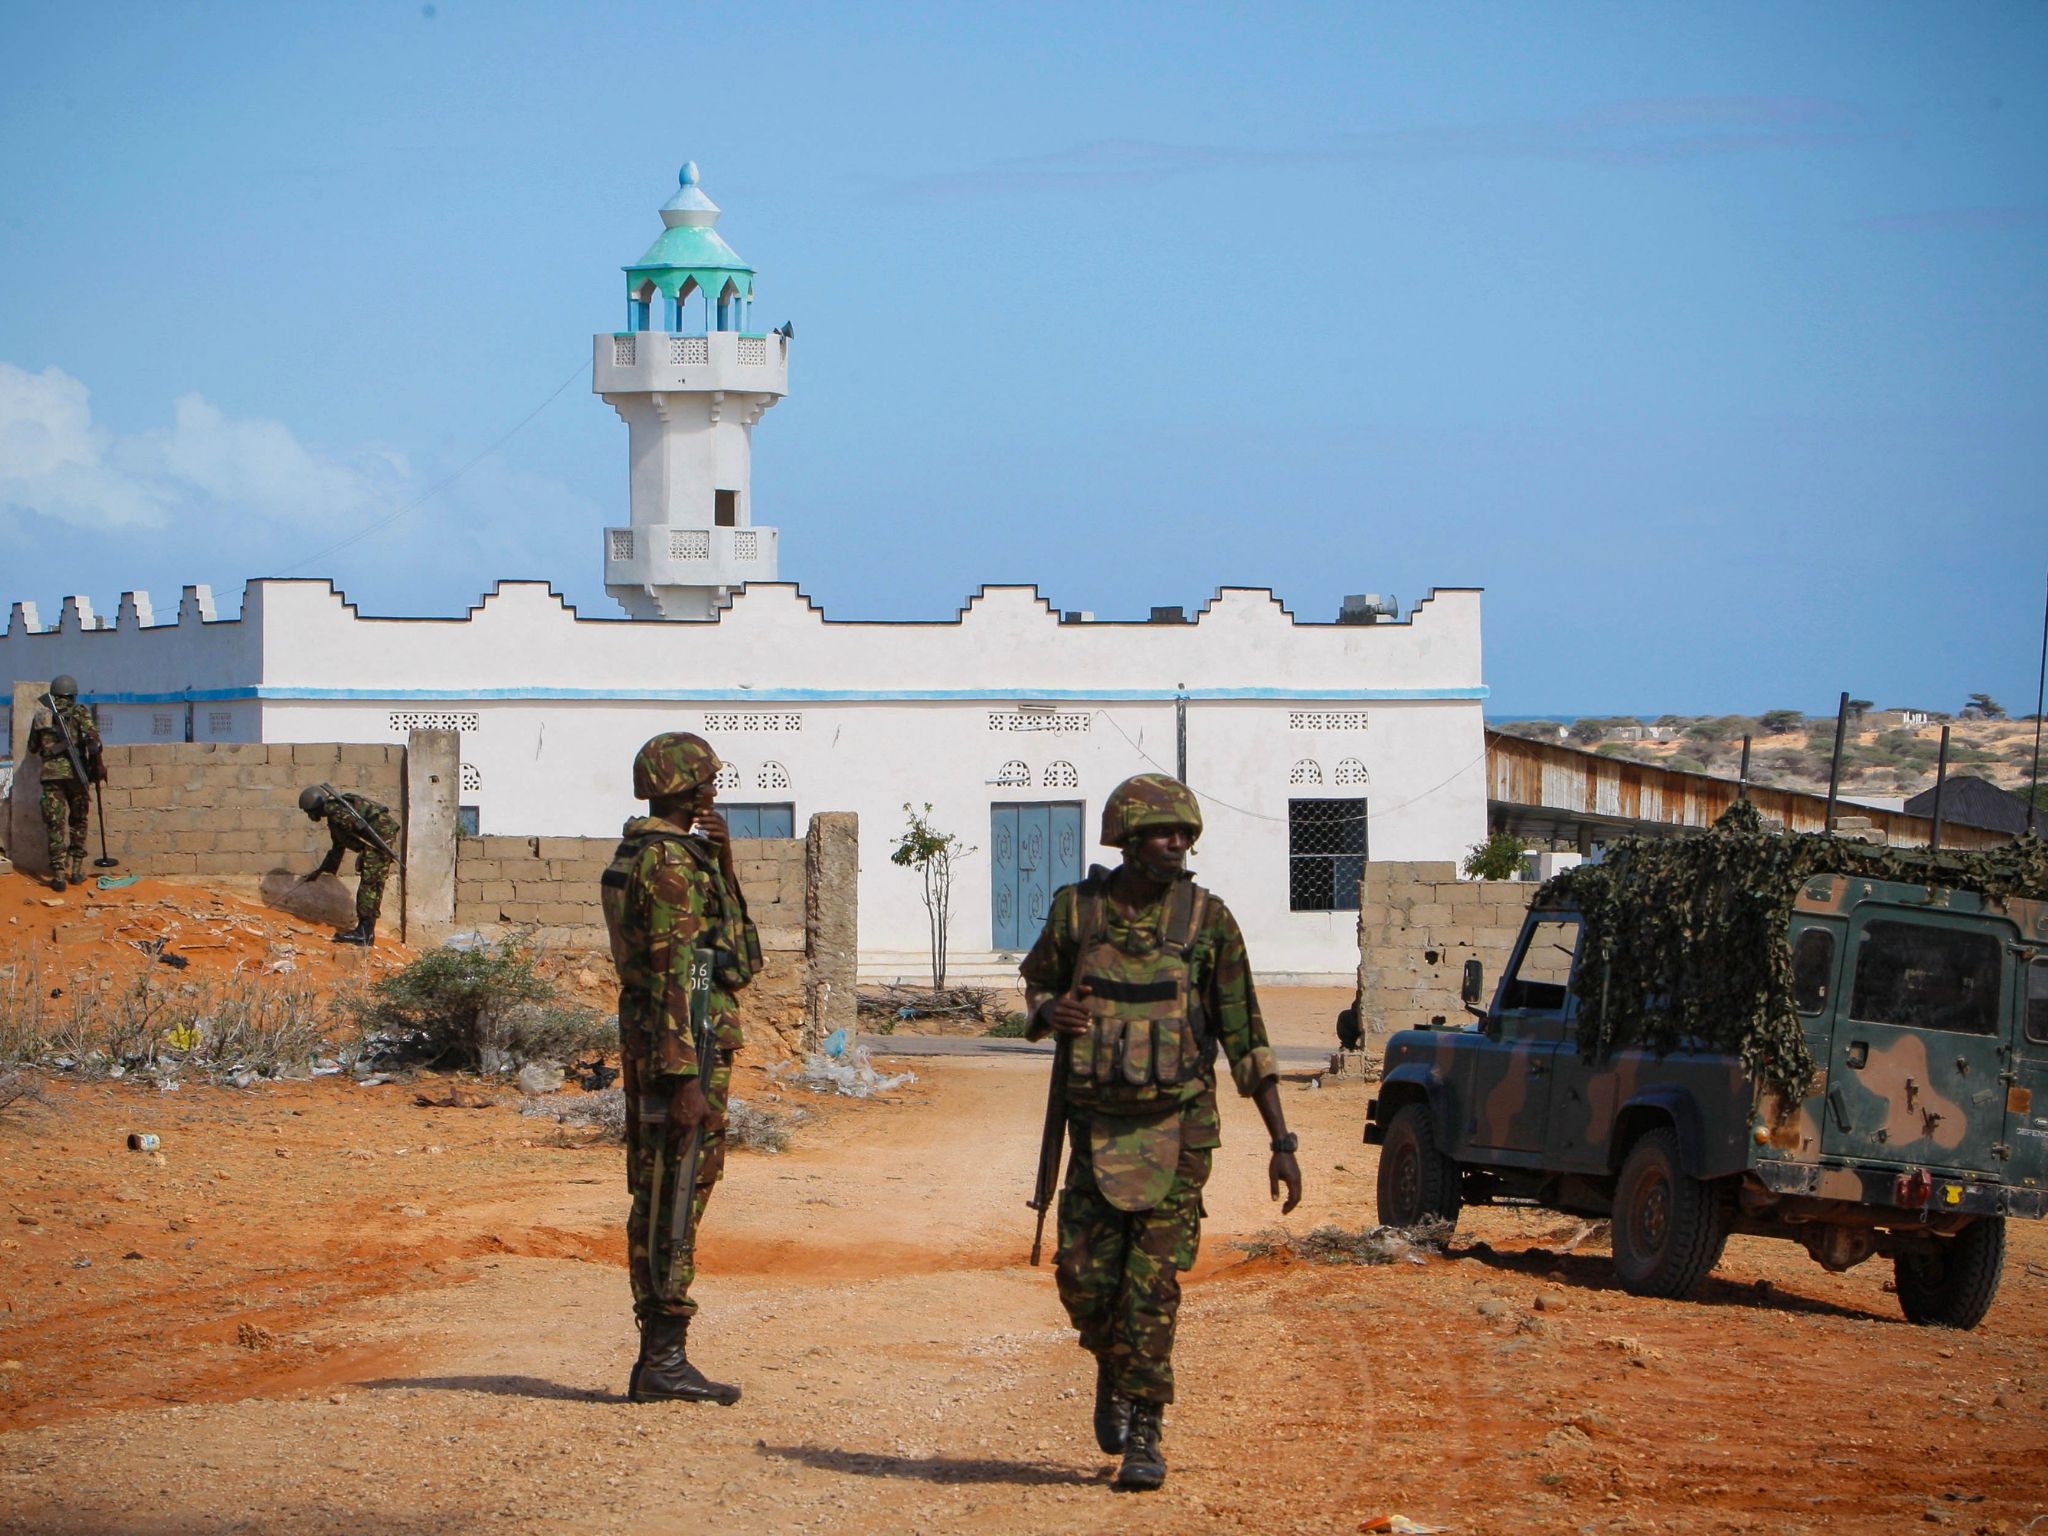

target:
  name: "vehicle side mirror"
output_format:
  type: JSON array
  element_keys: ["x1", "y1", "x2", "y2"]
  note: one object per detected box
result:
[{"x1": 1461, "y1": 958, "x2": 1485, "y2": 1011}]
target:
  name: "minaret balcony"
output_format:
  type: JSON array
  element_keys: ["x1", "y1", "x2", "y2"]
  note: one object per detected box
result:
[
  {"x1": 602, "y1": 522, "x2": 780, "y2": 591},
  {"x1": 593, "y1": 328, "x2": 789, "y2": 399}
]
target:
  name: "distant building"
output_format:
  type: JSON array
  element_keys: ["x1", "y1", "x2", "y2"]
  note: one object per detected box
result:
[
  {"x1": 1902, "y1": 775, "x2": 2033, "y2": 837},
  {"x1": 1870, "y1": 708, "x2": 1933, "y2": 728}
]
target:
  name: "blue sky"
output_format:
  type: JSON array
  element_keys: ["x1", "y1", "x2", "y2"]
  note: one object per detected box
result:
[{"x1": 2, "y1": 1, "x2": 2043, "y2": 716}]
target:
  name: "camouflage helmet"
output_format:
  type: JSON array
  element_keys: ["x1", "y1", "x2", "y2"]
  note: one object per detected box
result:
[
  {"x1": 297, "y1": 785, "x2": 332, "y2": 816},
  {"x1": 632, "y1": 731, "x2": 721, "y2": 800},
  {"x1": 49, "y1": 675, "x2": 78, "y2": 699},
  {"x1": 1100, "y1": 773, "x2": 1203, "y2": 847}
]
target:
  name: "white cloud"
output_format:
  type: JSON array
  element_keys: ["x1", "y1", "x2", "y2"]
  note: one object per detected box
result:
[{"x1": 0, "y1": 362, "x2": 407, "y2": 532}]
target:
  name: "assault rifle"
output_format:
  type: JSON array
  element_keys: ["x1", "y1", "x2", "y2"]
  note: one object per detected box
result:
[
  {"x1": 1027, "y1": 1006, "x2": 1068, "y2": 1266},
  {"x1": 313, "y1": 783, "x2": 397, "y2": 862},
  {"x1": 647, "y1": 946, "x2": 718, "y2": 1301}
]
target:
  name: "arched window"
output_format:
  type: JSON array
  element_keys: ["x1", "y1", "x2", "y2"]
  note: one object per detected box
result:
[
  {"x1": 757, "y1": 761, "x2": 791, "y2": 791},
  {"x1": 1335, "y1": 758, "x2": 1368, "y2": 787},
  {"x1": 714, "y1": 763, "x2": 741, "y2": 790},
  {"x1": 996, "y1": 760, "x2": 1031, "y2": 787},
  {"x1": 459, "y1": 762, "x2": 481, "y2": 793},
  {"x1": 1289, "y1": 759, "x2": 1323, "y2": 787},
  {"x1": 1042, "y1": 760, "x2": 1078, "y2": 788}
]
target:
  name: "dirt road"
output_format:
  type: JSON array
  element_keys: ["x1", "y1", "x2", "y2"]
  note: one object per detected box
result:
[{"x1": 2, "y1": 985, "x2": 2045, "y2": 1534}]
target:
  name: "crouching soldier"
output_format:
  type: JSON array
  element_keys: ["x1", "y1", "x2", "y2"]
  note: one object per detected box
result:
[
  {"x1": 600, "y1": 732, "x2": 759, "y2": 1405},
  {"x1": 1022, "y1": 773, "x2": 1302, "y2": 1491},
  {"x1": 296, "y1": 785, "x2": 399, "y2": 945}
]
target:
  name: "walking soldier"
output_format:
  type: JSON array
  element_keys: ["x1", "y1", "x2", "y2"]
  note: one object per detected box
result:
[
  {"x1": 26, "y1": 675, "x2": 104, "y2": 892},
  {"x1": 1022, "y1": 773, "x2": 1303, "y2": 1491}
]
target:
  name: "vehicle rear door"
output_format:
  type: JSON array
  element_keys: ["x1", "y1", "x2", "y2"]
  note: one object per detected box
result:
[
  {"x1": 1823, "y1": 910, "x2": 2013, "y2": 1174},
  {"x1": 2008, "y1": 951, "x2": 2048, "y2": 1185},
  {"x1": 1461, "y1": 914, "x2": 1579, "y2": 1155}
]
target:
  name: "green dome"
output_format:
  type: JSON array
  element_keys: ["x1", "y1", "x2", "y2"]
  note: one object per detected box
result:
[{"x1": 624, "y1": 162, "x2": 756, "y2": 301}]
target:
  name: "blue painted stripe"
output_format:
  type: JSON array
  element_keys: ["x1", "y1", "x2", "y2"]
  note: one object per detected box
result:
[{"x1": 84, "y1": 684, "x2": 1490, "y2": 705}]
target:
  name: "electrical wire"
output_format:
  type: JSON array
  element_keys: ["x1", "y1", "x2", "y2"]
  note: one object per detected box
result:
[
  {"x1": 1092, "y1": 705, "x2": 1489, "y2": 824},
  {"x1": 271, "y1": 359, "x2": 587, "y2": 577}
]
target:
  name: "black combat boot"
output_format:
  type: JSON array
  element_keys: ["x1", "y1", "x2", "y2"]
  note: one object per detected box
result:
[
  {"x1": 629, "y1": 1314, "x2": 740, "y2": 1406},
  {"x1": 1092, "y1": 1357, "x2": 1130, "y2": 1454},
  {"x1": 49, "y1": 877, "x2": 67, "y2": 894},
  {"x1": 331, "y1": 919, "x2": 374, "y2": 946},
  {"x1": 1113, "y1": 1403, "x2": 1166, "y2": 1492}
]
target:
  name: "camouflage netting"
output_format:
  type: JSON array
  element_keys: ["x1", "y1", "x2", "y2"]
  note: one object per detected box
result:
[{"x1": 1541, "y1": 802, "x2": 2048, "y2": 1106}]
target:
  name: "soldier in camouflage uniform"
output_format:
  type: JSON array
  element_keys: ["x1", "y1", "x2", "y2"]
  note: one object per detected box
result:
[
  {"x1": 599, "y1": 731, "x2": 759, "y2": 1406},
  {"x1": 1022, "y1": 772, "x2": 1302, "y2": 1491},
  {"x1": 26, "y1": 675, "x2": 104, "y2": 892},
  {"x1": 296, "y1": 785, "x2": 400, "y2": 945}
]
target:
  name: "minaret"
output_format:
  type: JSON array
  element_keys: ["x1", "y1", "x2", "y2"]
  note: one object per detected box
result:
[{"x1": 594, "y1": 162, "x2": 791, "y2": 620}]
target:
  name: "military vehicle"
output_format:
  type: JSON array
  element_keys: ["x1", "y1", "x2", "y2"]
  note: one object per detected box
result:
[{"x1": 1366, "y1": 853, "x2": 2048, "y2": 1328}]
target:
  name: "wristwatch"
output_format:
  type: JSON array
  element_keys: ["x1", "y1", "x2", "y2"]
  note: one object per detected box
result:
[{"x1": 1269, "y1": 1132, "x2": 1299, "y2": 1155}]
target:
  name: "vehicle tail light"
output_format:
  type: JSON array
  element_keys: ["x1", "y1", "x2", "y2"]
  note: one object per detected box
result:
[{"x1": 1893, "y1": 1169, "x2": 1933, "y2": 1208}]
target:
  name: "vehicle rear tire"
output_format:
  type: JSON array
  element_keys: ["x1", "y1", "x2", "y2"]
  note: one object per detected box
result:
[
  {"x1": 1376, "y1": 1103, "x2": 1462, "y2": 1230},
  {"x1": 1894, "y1": 1217, "x2": 2005, "y2": 1330},
  {"x1": 1610, "y1": 1127, "x2": 1729, "y2": 1300}
]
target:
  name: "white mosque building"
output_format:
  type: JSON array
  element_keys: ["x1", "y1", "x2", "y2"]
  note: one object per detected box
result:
[{"x1": 0, "y1": 164, "x2": 1489, "y2": 983}]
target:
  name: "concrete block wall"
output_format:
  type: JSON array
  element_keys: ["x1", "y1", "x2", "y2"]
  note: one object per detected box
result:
[
  {"x1": 1354, "y1": 862, "x2": 1533, "y2": 1042},
  {"x1": 74, "y1": 742, "x2": 405, "y2": 880},
  {"x1": 452, "y1": 815, "x2": 856, "y2": 1056}
]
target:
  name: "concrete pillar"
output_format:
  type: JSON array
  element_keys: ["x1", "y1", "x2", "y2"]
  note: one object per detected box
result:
[
  {"x1": 10, "y1": 680, "x2": 41, "y2": 768},
  {"x1": 804, "y1": 811, "x2": 858, "y2": 1050},
  {"x1": 402, "y1": 729, "x2": 460, "y2": 943},
  {"x1": 4, "y1": 681, "x2": 49, "y2": 868}
]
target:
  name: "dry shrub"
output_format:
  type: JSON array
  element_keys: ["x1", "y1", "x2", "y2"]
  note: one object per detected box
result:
[
  {"x1": 1232, "y1": 1219, "x2": 1452, "y2": 1266},
  {"x1": 518, "y1": 1087, "x2": 802, "y2": 1152}
]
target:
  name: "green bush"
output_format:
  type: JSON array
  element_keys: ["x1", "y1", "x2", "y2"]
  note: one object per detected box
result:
[
  {"x1": 1462, "y1": 831, "x2": 1530, "y2": 881},
  {"x1": 987, "y1": 1012, "x2": 1032, "y2": 1038},
  {"x1": 351, "y1": 939, "x2": 604, "y2": 1069}
]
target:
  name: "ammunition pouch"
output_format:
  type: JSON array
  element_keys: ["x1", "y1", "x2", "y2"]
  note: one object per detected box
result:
[{"x1": 1062, "y1": 878, "x2": 1211, "y2": 1111}]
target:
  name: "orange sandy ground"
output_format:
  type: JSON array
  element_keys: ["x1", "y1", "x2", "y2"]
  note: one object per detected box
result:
[{"x1": 1, "y1": 875, "x2": 2045, "y2": 1534}]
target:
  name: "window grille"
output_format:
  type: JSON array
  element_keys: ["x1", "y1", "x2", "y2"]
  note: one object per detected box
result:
[
  {"x1": 756, "y1": 761, "x2": 791, "y2": 791},
  {"x1": 995, "y1": 760, "x2": 1031, "y2": 787},
  {"x1": 670, "y1": 529, "x2": 710, "y2": 560},
  {"x1": 669, "y1": 335, "x2": 708, "y2": 365},
  {"x1": 1290, "y1": 710, "x2": 1369, "y2": 732},
  {"x1": 1334, "y1": 757, "x2": 1368, "y2": 787},
  {"x1": 151, "y1": 713, "x2": 174, "y2": 738},
  {"x1": 1289, "y1": 759, "x2": 1323, "y2": 786},
  {"x1": 714, "y1": 764, "x2": 741, "y2": 790},
  {"x1": 613, "y1": 335, "x2": 636, "y2": 367},
  {"x1": 1042, "y1": 760, "x2": 1078, "y2": 788},
  {"x1": 608, "y1": 529, "x2": 634, "y2": 562},
  {"x1": 737, "y1": 335, "x2": 767, "y2": 365},
  {"x1": 734, "y1": 530, "x2": 759, "y2": 561},
  {"x1": 388, "y1": 711, "x2": 479, "y2": 733},
  {"x1": 1288, "y1": 798, "x2": 1367, "y2": 912},
  {"x1": 460, "y1": 762, "x2": 481, "y2": 792},
  {"x1": 207, "y1": 711, "x2": 233, "y2": 736},
  {"x1": 988, "y1": 710, "x2": 1090, "y2": 733},
  {"x1": 704, "y1": 712, "x2": 802, "y2": 732}
]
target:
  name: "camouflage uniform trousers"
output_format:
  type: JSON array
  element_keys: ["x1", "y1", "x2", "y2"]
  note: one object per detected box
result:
[
  {"x1": 39, "y1": 780, "x2": 91, "y2": 879},
  {"x1": 622, "y1": 1047, "x2": 732, "y2": 1321},
  {"x1": 352, "y1": 848, "x2": 392, "y2": 925},
  {"x1": 1054, "y1": 1115, "x2": 1213, "y2": 1406}
]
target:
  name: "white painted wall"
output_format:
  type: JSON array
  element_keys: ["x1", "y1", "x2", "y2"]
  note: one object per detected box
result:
[{"x1": 1, "y1": 578, "x2": 1489, "y2": 982}]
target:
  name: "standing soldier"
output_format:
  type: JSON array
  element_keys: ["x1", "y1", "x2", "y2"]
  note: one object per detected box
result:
[
  {"x1": 27, "y1": 675, "x2": 104, "y2": 893},
  {"x1": 599, "y1": 732, "x2": 760, "y2": 1405},
  {"x1": 1022, "y1": 773, "x2": 1302, "y2": 1492},
  {"x1": 296, "y1": 785, "x2": 400, "y2": 945}
]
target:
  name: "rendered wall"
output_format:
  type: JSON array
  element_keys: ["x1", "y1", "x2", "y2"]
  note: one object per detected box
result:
[{"x1": 1354, "y1": 863, "x2": 1534, "y2": 1043}]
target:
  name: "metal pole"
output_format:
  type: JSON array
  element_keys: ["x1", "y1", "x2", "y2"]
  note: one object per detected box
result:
[
  {"x1": 2029, "y1": 568, "x2": 2047, "y2": 836},
  {"x1": 1929, "y1": 726, "x2": 1951, "y2": 853},
  {"x1": 1175, "y1": 687, "x2": 1187, "y2": 783},
  {"x1": 1737, "y1": 734, "x2": 1752, "y2": 800},
  {"x1": 1823, "y1": 691, "x2": 1850, "y2": 833}
]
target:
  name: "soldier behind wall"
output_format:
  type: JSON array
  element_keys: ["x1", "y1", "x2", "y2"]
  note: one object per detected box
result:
[{"x1": 296, "y1": 785, "x2": 401, "y2": 946}]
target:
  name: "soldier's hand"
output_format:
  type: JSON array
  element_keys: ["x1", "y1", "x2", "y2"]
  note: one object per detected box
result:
[
  {"x1": 1269, "y1": 1150, "x2": 1303, "y2": 1214},
  {"x1": 1046, "y1": 985, "x2": 1093, "y2": 1036},
  {"x1": 298, "y1": 870, "x2": 320, "y2": 885},
  {"x1": 692, "y1": 809, "x2": 731, "y2": 851},
  {"x1": 669, "y1": 1074, "x2": 712, "y2": 1132}
]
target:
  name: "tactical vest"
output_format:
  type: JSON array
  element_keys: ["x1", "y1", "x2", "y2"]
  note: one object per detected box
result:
[
  {"x1": 600, "y1": 828, "x2": 764, "y2": 992},
  {"x1": 1062, "y1": 873, "x2": 1212, "y2": 1110}
]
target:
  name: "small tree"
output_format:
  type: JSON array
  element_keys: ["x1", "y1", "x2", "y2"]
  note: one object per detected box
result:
[
  {"x1": 1568, "y1": 718, "x2": 1607, "y2": 746},
  {"x1": 1846, "y1": 698, "x2": 1873, "y2": 725},
  {"x1": 1758, "y1": 709, "x2": 1803, "y2": 735},
  {"x1": 1463, "y1": 831, "x2": 1530, "y2": 881},
  {"x1": 891, "y1": 803, "x2": 974, "y2": 991},
  {"x1": 1962, "y1": 693, "x2": 2007, "y2": 720}
]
